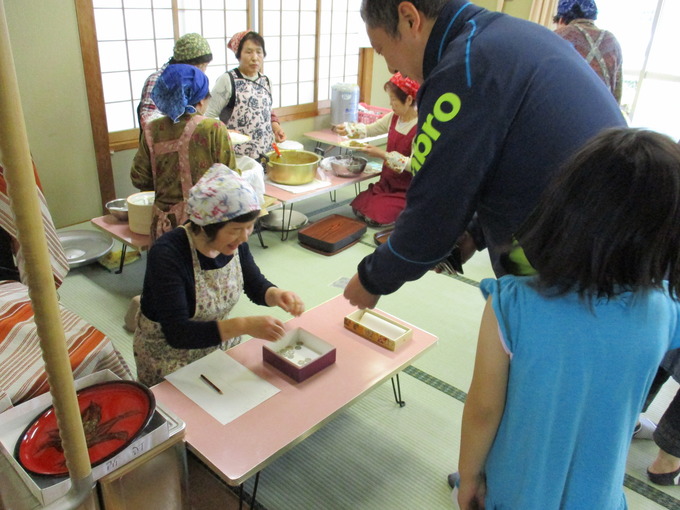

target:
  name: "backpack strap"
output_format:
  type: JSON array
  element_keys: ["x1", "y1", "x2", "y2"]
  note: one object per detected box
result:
[{"x1": 219, "y1": 70, "x2": 237, "y2": 125}]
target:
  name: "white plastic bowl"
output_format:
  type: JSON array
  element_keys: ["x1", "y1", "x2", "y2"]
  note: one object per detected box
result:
[{"x1": 127, "y1": 192, "x2": 155, "y2": 235}]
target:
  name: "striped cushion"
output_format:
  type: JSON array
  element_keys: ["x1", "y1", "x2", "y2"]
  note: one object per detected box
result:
[
  {"x1": 0, "y1": 163, "x2": 70, "y2": 288},
  {"x1": 0, "y1": 281, "x2": 133, "y2": 411}
]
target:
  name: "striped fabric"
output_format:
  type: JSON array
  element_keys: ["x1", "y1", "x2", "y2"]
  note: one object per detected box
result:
[
  {"x1": 0, "y1": 163, "x2": 70, "y2": 288},
  {"x1": 0, "y1": 281, "x2": 133, "y2": 412}
]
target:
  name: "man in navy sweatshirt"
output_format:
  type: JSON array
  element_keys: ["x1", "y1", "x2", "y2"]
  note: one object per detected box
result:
[{"x1": 344, "y1": 0, "x2": 625, "y2": 309}]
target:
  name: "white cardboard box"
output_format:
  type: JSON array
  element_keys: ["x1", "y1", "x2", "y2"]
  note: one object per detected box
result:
[{"x1": 0, "y1": 370, "x2": 173, "y2": 506}]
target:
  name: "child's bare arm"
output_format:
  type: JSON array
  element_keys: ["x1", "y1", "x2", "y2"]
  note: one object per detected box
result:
[{"x1": 457, "y1": 297, "x2": 509, "y2": 509}]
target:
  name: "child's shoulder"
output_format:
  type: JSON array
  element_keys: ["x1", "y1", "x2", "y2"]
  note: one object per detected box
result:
[{"x1": 480, "y1": 275, "x2": 533, "y2": 300}]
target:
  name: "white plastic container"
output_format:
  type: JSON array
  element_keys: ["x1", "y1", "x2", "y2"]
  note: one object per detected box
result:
[
  {"x1": 127, "y1": 191, "x2": 155, "y2": 235},
  {"x1": 330, "y1": 83, "x2": 359, "y2": 125},
  {"x1": 276, "y1": 140, "x2": 304, "y2": 151}
]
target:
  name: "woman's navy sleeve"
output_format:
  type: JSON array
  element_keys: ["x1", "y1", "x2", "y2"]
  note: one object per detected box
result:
[{"x1": 241, "y1": 242, "x2": 276, "y2": 305}]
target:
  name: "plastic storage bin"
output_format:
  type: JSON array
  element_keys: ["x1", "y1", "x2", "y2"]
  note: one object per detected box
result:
[{"x1": 357, "y1": 102, "x2": 391, "y2": 124}]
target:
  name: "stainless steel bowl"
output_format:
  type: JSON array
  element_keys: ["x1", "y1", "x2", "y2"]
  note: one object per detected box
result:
[
  {"x1": 106, "y1": 198, "x2": 128, "y2": 221},
  {"x1": 330, "y1": 156, "x2": 367, "y2": 177}
]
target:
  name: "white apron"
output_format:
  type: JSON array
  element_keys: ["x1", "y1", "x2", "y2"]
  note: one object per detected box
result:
[
  {"x1": 133, "y1": 226, "x2": 244, "y2": 386},
  {"x1": 226, "y1": 69, "x2": 275, "y2": 158}
]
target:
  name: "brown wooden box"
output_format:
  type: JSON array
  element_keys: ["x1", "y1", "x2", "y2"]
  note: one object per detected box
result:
[{"x1": 298, "y1": 214, "x2": 367, "y2": 255}]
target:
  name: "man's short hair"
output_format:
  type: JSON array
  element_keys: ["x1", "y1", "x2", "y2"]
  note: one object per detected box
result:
[{"x1": 360, "y1": 0, "x2": 449, "y2": 37}]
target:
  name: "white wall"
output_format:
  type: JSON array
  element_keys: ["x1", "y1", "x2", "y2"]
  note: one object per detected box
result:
[{"x1": 5, "y1": 1, "x2": 104, "y2": 228}]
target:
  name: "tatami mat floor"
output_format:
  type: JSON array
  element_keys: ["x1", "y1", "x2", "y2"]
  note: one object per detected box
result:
[{"x1": 57, "y1": 184, "x2": 680, "y2": 509}]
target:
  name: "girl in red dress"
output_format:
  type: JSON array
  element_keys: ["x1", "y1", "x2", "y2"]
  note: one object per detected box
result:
[{"x1": 335, "y1": 73, "x2": 419, "y2": 227}]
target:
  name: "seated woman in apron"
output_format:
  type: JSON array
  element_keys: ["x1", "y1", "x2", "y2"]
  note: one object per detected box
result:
[
  {"x1": 134, "y1": 165, "x2": 305, "y2": 386},
  {"x1": 131, "y1": 63, "x2": 237, "y2": 242},
  {"x1": 334, "y1": 73, "x2": 420, "y2": 227}
]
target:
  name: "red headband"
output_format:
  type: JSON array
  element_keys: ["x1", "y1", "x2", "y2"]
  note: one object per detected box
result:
[
  {"x1": 228, "y1": 30, "x2": 253, "y2": 55},
  {"x1": 389, "y1": 72, "x2": 420, "y2": 98}
]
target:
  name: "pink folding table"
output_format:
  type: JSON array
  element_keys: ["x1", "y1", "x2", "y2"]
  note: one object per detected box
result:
[{"x1": 152, "y1": 294, "x2": 438, "y2": 506}]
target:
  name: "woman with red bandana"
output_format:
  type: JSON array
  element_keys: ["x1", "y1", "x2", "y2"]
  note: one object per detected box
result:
[{"x1": 335, "y1": 73, "x2": 419, "y2": 227}]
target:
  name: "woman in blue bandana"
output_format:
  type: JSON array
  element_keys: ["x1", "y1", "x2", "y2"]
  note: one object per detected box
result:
[{"x1": 131, "y1": 64, "x2": 237, "y2": 241}]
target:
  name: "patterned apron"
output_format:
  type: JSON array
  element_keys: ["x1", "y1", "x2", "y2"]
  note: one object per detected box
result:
[
  {"x1": 133, "y1": 226, "x2": 244, "y2": 386},
  {"x1": 226, "y1": 69, "x2": 275, "y2": 158},
  {"x1": 573, "y1": 24, "x2": 612, "y2": 86},
  {"x1": 144, "y1": 115, "x2": 205, "y2": 242}
]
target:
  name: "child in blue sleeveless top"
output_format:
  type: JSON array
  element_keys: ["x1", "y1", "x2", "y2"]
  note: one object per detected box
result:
[{"x1": 455, "y1": 128, "x2": 680, "y2": 509}]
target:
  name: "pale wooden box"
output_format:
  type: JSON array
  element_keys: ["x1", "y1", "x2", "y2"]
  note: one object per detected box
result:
[{"x1": 344, "y1": 309, "x2": 413, "y2": 351}]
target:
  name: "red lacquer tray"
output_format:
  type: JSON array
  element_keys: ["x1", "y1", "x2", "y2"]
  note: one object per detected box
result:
[{"x1": 15, "y1": 381, "x2": 155, "y2": 477}]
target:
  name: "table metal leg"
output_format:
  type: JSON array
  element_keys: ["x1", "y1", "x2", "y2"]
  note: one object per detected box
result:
[
  {"x1": 251, "y1": 471, "x2": 261, "y2": 509},
  {"x1": 280, "y1": 205, "x2": 295, "y2": 241},
  {"x1": 115, "y1": 244, "x2": 127, "y2": 274},
  {"x1": 391, "y1": 374, "x2": 405, "y2": 407},
  {"x1": 254, "y1": 218, "x2": 268, "y2": 249},
  {"x1": 238, "y1": 471, "x2": 260, "y2": 510}
]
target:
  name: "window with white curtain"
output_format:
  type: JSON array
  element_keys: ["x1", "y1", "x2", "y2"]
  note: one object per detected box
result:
[{"x1": 596, "y1": 0, "x2": 679, "y2": 141}]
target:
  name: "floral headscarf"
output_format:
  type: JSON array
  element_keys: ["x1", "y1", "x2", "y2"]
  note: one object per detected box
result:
[
  {"x1": 151, "y1": 64, "x2": 209, "y2": 123},
  {"x1": 556, "y1": 0, "x2": 598, "y2": 20},
  {"x1": 227, "y1": 30, "x2": 254, "y2": 56},
  {"x1": 173, "y1": 33, "x2": 211, "y2": 62},
  {"x1": 187, "y1": 164, "x2": 260, "y2": 225}
]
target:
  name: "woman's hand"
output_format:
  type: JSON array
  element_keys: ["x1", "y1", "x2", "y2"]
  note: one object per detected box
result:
[
  {"x1": 242, "y1": 316, "x2": 287, "y2": 341},
  {"x1": 265, "y1": 287, "x2": 305, "y2": 316},
  {"x1": 332, "y1": 123, "x2": 348, "y2": 136},
  {"x1": 358, "y1": 144, "x2": 386, "y2": 160},
  {"x1": 272, "y1": 122, "x2": 287, "y2": 142}
]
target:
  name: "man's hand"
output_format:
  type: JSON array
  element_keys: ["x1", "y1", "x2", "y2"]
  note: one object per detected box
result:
[
  {"x1": 457, "y1": 230, "x2": 478, "y2": 265},
  {"x1": 343, "y1": 273, "x2": 380, "y2": 309}
]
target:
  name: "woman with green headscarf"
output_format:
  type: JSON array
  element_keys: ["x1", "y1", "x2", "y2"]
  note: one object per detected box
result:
[{"x1": 131, "y1": 63, "x2": 237, "y2": 241}]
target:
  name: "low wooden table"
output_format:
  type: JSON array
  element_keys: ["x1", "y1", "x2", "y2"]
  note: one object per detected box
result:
[
  {"x1": 151, "y1": 295, "x2": 438, "y2": 506},
  {"x1": 91, "y1": 215, "x2": 151, "y2": 273}
]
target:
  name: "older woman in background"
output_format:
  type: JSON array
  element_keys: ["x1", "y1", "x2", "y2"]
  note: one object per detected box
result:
[
  {"x1": 554, "y1": 0, "x2": 623, "y2": 104},
  {"x1": 131, "y1": 64, "x2": 236, "y2": 241},
  {"x1": 137, "y1": 32, "x2": 213, "y2": 130},
  {"x1": 206, "y1": 30, "x2": 286, "y2": 158}
]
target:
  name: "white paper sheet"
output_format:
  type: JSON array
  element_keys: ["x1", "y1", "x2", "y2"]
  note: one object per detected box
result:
[
  {"x1": 266, "y1": 178, "x2": 332, "y2": 194},
  {"x1": 165, "y1": 350, "x2": 280, "y2": 425}
]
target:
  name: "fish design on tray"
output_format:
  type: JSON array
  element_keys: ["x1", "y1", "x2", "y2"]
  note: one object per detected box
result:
[{"x1": 37, "y1": 401, "x2": 140, "y2": 456}]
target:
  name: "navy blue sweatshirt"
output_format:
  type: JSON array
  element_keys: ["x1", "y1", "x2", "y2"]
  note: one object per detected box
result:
[
  {"x1": 358, "y1": 0, "x2": 625, "y2": 293},
  {"x1": 140, "y1": 227, "x2": 274, "y2": 348}
]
